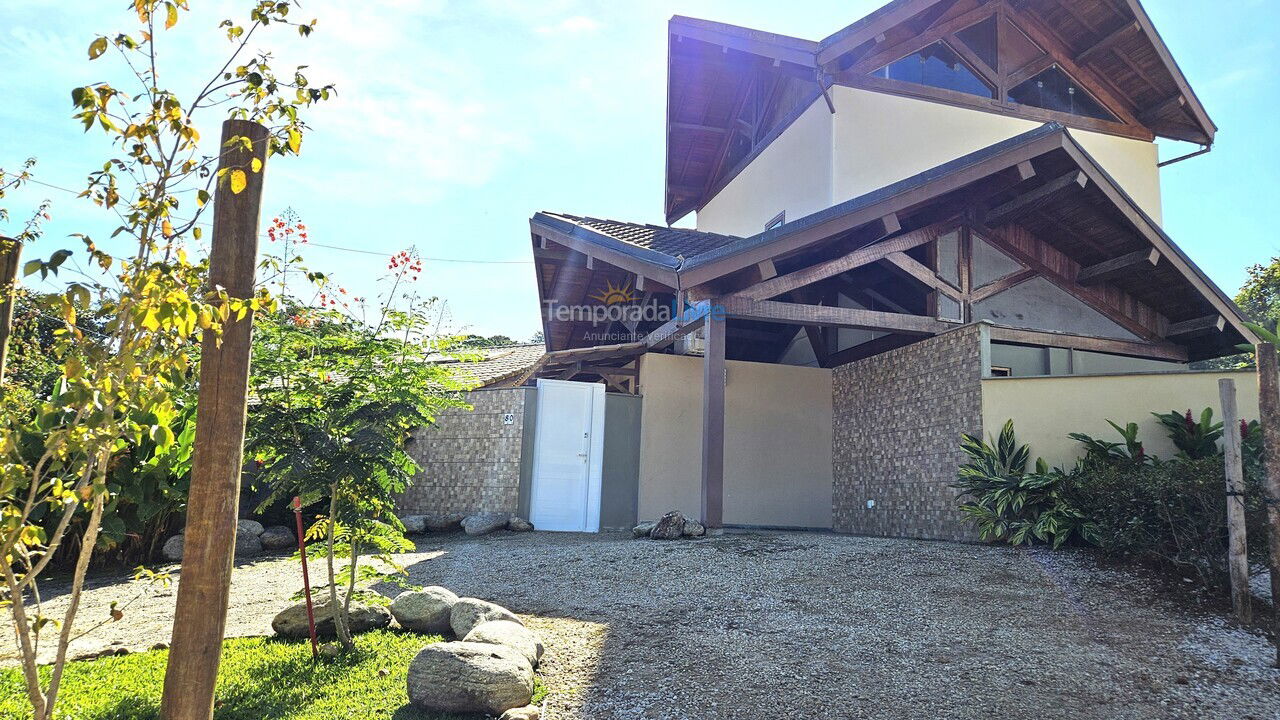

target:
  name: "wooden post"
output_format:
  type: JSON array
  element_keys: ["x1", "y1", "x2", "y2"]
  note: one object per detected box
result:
[
  {"x1": 1254, "y1": 343, "x2": 1280, "y2": 665},
  {"x1": 0, "y1": 236, "x2": 21, "y2": 386},
  {"x1": 1219, "y1": 378, "x2": 1251, "y2": 623},
  {"x1": 701, "y1": 312, "x2": 725, "y2": 531},
  {"x1": 161, "y1": 119, "x2": 269, "y2": 720}
]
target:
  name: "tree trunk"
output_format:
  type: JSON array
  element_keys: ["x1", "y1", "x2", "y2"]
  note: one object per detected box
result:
[{"x1": 325, "y1": 488, "x2": 353, "y2": 650}]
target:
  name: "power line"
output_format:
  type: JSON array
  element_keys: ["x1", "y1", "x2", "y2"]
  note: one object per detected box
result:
[{"x1": 15, "y1": 176, "x2": 534, "y2": 265}]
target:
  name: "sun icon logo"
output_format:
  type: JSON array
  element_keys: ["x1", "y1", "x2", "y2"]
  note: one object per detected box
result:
[{"x1": 589, "y1": 278, "x2": 637, "y2": 305}]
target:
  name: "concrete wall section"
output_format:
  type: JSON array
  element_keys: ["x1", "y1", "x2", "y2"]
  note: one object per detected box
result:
[
  {"x1": 637, "y1": 353, "x2": 834, "y2": 528},
  {"x1": 981, "y1": 370, "x2": 1260, "y2": 469},
  {"x1": 399, "y1": 388, "x2": 531, "y2": 516},
  {"x1": 832, "y1": 324, "x2": 984, "y2": 541},
  {"x1": 830, "y1": 86, "x2": 1162, "y2": 224},
  {"x1": 696, "y1": 98, "x2": 835, "y2": 237}
]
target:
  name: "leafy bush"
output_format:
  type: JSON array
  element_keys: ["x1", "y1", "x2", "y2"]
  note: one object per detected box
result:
[
  {"x1": 1062, "y1": 457, "x2": 1270, "y2": 587},
  {"x1": 1152, "y1": 408, "x2": 1223, "y2": 459},
  {"x1": 953, "y1": 420, "x2": 1097, "y2": 548},
  {"x1": 1068, "y1": 420, "x2": 1149, "y2": 467}
]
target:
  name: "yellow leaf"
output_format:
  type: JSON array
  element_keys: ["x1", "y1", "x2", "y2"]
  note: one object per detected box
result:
[
  {"x1": 165, "y1": 2, "x2": 178, "y2": 29},
  {"x1": 251, "y1": 157, "x2": 262, "y2": 173},
  {"x1": 162, "y1": 219, "x2": 174, "y2": 237},
  {"x1": 287, "y1": 128, "x2": 301, "y2": 154},
  {"x1": 229, "y1": 169, "x2": 247, "y2": 195},
  {"x1": 88, "y1": 37, "x2": 108, "y2": 60}
]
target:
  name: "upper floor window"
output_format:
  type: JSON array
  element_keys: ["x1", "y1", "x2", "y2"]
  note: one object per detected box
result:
[
  {"x1": 1008, "y1": 65, "x2": 1117, "y2": 122},
  {"x1": 873, "y1": 42, "x2": 994, "y2": 99}
]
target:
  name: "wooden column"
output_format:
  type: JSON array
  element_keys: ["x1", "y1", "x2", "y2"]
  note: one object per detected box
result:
[
  {"x1": 161, "y1": 119, "x2": 269, "y2": 720},
  {"x1": 1218, "y1": 378, "x2": 1251, "y2": 622},
  {"x1": 701, "y1": 313, "x2": 726, "y2": 530},
  {"x1": 0, "y1": 236, "x2": 20, "y2": 386},
  {"x1": 1255, "y1": 343, "x2": 1280, "y2": 665}
]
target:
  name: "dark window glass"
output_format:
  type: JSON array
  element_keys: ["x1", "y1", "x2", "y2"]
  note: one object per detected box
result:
[
  {"x1": 1008, "y1": 65, "x2": 1117, "y2": 121},
  {"x1": 955, "y1": 17, "x2": 997, "y2": 71},
  {"x1": 1002, "y1": 19, "x2": 1043, "y2": 72},
  {"x1": 874, "y1": 42, "x2": 994, "y2": 98}
]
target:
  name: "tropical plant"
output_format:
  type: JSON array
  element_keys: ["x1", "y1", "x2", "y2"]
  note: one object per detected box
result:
[
  {"x1": 0, "y1": 4, "x2": 330, "y2": 718},
  {"x1": 1067, "y1": 420, "x2": 1149, "y2": 467},
  {"x1": 1152, "y1": 408, "x2": 1223, "y2": 460},
  {"x1": 247, "y1": 232, "x2": 474, "y2": 652},
  {"x1": 954, "y1": 420, "x2": 1097, "y2": 548}
]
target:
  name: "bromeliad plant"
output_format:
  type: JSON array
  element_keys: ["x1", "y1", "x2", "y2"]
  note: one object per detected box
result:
[
  {"x1": 0, "y1": 4, "x2": 330, "y2": 718},
  {"x1": 1152, "y1": 408, "x2": 1223, "y2": 460},
  {"x1": 247, "y1": 238, "x2": 475, "y2": 652},
  {"x1": 1068, "y1": 420, "x2": 1150, "y2": 467},
  {"x1": 954, "y1": 420, "x2": 1097, "y2": 548}
]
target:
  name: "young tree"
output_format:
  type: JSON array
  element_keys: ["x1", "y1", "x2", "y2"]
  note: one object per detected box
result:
[
  {"x1": 0, "y1": 3, "x2": 331, "y2": 717},
  {"x1": 248, "y1": 231, "x2": 474, "y2": 651}
]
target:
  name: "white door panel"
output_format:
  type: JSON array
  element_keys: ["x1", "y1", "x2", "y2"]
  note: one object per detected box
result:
[{"x1": 530, "y1": 380, "x2": 605, "y2": 532}]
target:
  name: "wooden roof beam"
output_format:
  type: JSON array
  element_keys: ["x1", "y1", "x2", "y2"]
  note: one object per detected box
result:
[
  {"x1": 882, "y1": 251, "x2": 963, "y2": 301},
  {"x1": 718, "y1": 296, "x2": 950, "y2": 335},
  {"x1": 1076, "y1": 247, "x2": 1160, "y2": 286},
  {"x1": 1166, "y1": 314, "x2": 1226, "y2": 339},
  {"x1": 987, "y1": 324, "x2": 1187, "y2": 362},
  {"x1": 1074, "y1": 20, "x2": 1140, "y2": 65},
  {"x1": 985, "y1": 170, "x2": 1088, "y2": 224},
  {"x1": 727, "y1": 222, "x2": 953, "y2": 302}
]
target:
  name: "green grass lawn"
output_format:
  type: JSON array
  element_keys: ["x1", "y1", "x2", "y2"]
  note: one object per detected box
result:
[{"x1": 0, "y1": 630, "x2": 490, "y2": 720}]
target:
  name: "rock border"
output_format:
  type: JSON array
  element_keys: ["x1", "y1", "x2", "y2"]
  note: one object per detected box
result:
[{"x1": 632, "y1": 510, "x2": 705, "y2": 540}]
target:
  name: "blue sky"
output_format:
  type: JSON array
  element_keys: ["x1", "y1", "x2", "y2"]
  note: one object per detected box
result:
[{"x1": 2, "y1": 0, "x2": 1277, "y2": 340}]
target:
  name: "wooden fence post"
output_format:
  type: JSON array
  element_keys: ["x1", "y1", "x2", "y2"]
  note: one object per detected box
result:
[
  {"x1": 1255, "y1": 343, "x2": 1280, "y2": 665},
  {"x1": 1219, "y1": 378, "x2": 1251, "y2": 623},
  {"x1": 160, "y1": 119, "x2": 269, "y2": 720},
  {"x1": 0, "y1": 236, "x2": 21, "y2": 386}
]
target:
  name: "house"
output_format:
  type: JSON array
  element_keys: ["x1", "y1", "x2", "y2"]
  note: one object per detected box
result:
[{"x1": 406, "y1": 0, "x2": 1260, "y2": 541}]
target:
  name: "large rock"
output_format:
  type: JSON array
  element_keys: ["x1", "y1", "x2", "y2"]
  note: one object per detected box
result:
[
  {"x1": 406, "y1": 641, "x2": 533, "y2": 715},
  {"x1": 272, "y1": 594, "x2": 392, "y2": 639},
  {"x1": 390, "y1": 586, "x2": 458, "y2": 634},
  {"x1": 464, "y1": 620, "x2": 543, "y2": 668},
  {"x1": 259, "y1": 525, "x2": 296, "y2": 552},
  {"x1": 507, "y1": 516, "x2": 534, "y2": 532},
  {"x1": 649, "y1": 511, "x2": 686, "y2": 540},
  {"x1": 161, "y1": 534, "x2": 184, "y2": 561},
  {"x1": 682, "y1": 519, "x2": 706, "y2": 537},
  {"x1": 450, "y1": 598, "x2": 522, "y2": 638},
  {"x1": 234, "y1": 528, "x2": 263, "y2": 558},
  {"x1": 424, "y1": 513, "x2": 465, "y2": 532},
  {"x1": 400, "y1": 515, "x2": 427, "y2": 535},
  {"x1": 236, "y1": 519, "x2": 265, "y2": 536},
  {"x1": 462, "y1": 512, "x2": 510, "y2": 536},
  {"x1": 632, "y1": 521, "x2": 657, "y2": 538}
]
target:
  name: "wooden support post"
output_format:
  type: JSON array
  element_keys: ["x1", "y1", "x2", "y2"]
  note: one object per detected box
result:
[
  {"x1": 701, "y1": 313, "x2": 726, "y2": 531},
  {"x1": 0, "y1": 236, "x2": 20, "y2": 386},
  {"x1": 1219, "y1": 378, "x2": 1252, "y2": 623},
  {"x1": 161, "y1": 119, "x2": 270, "y2": 720},
  {"x1": 1255, "y1": 343, "x2": 1280, "y2": 666}
]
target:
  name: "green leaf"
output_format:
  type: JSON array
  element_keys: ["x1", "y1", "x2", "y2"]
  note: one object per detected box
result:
[{"x1": 88, "y1": 37, "x2": 108, "y2": 60}]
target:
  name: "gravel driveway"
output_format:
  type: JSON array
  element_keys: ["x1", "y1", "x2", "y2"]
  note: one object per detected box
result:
[{"x1": 6, "y1": 531, "x2": 1279, "y2": 719}]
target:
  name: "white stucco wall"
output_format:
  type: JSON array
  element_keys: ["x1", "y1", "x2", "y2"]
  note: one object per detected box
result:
[
  {"x1": 830, "y1": 86, "x2": 1163, "y2": 224},
  {"x1": 636, "y1": 353, "x2": 834, "y2": 528},
  {"x1": 696, "y1": 97, "x2": 834, "y2": 237}
]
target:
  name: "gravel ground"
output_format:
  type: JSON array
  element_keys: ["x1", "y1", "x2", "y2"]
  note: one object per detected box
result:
[{"x1": 6, "y1": 531, "x2": 1279, "y2": 719}]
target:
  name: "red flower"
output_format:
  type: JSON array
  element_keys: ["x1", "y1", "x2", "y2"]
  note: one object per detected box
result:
[
  {"x1": 1241, "y1": 419, "x2": 1249, "y2": 441},
  {"x1": 1184, "y1": 409, "x2": 1194, "y2": 432}
]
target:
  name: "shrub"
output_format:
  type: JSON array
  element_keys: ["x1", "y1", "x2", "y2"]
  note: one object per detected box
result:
[
  {"x1": 1152, "y1": 408, "x2": 1223, "y2": 459},
  {"x1": 953, "y1": 420, "x2": 1097, "y2": 548},
  {"x1": 1062, "y1": 457, "x2": 1270, "y2": 587}
]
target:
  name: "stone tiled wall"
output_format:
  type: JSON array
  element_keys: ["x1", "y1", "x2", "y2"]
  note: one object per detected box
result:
[
  {"x1": 832, "y1": 324, "x2": 984, "y2": 541},
  {"x1": 396, "y1": 388, "x2": 531, "y2": 515}
]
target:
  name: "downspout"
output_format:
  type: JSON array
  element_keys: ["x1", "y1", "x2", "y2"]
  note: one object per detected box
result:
[{"x1": 1158, "y1": 143, "x2": 1211, "y2": 168}]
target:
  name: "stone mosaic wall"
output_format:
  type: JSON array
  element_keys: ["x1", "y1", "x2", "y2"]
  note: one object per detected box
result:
[
  {"x1": 832, "y1": 324, "x2": 983, "y2": 541},
  {"x1": 396, "y1": 388, "x2": 530, "y2": 516}
]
